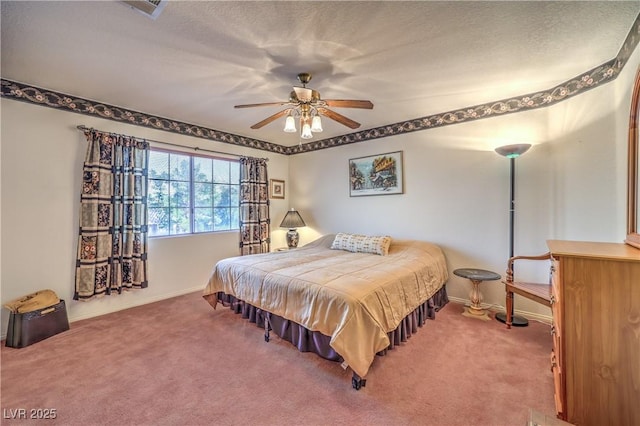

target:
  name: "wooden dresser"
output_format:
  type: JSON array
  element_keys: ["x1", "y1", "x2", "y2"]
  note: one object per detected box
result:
[{"x1": 547, "y1": 240, "x2": 640, "y2": 426}]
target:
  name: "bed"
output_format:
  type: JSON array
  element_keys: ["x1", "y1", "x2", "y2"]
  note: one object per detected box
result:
[{"x1": 203, "y1": 233, "x2": 449, "y2": 389}]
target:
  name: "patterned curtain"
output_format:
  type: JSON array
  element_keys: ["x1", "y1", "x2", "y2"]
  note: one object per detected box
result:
[
  {"x1": 239, "y1": 157, "x2": 270, "y2": 255},
  {"x1": 74, "y1": 130, "x2": 149, "y2": 300}
]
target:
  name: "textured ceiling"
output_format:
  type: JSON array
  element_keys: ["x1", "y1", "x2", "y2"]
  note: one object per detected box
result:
[{"x1": 1, "y1": 1, "x2": 639, "y2": 147}]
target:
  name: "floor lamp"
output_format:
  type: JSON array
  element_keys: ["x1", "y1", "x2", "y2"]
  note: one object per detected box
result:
[{"x1": 494, "y1": 143, "x2": 531, "y2": 327}]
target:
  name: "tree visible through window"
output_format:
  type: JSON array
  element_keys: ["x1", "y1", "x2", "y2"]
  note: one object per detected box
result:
[{"x1": 148, "y1": 149, "x2": 239, "y2": 236}]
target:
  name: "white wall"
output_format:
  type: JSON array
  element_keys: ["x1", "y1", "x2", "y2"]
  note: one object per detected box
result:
[
  {"x1": 289, "y1": 47, "x2": 640, "y2": 319},
  {"x1": 0, "y1": 100, "x2": 290, "y2": 334},
  {"x1": 547, "y1": 79, "x2": 626, "y2": 242}
]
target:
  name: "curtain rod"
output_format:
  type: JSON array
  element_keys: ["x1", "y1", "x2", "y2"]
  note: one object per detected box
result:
[{"x1": 76, "y1": 125, "x2": 268, "y2": 161}]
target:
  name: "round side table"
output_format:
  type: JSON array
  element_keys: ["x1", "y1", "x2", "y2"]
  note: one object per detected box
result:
[{"x1": 453, "y1": 268, "x2": 501, "y2": 320}]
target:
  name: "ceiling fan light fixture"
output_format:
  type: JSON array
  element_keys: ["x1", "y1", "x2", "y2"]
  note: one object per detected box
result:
[
  {"x1": 235, "y1": 72, "x2": 373, "y2": 138},
  {"x1": 311, "y1": 115, "x2": 323, "y2": 132},
  {"x1": 301, "y1": 122, "x2": 313, "y2": 139},
  {"x1": 284, "y1": 115, "x2": 297, "y2": 132}
]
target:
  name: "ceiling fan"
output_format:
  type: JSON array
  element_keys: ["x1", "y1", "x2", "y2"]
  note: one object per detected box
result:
[{"x1": 234, "y1": 72, "x2": 373, "y2": 139}]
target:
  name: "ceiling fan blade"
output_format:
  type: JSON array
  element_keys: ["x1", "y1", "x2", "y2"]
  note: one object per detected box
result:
[
  {"x1": 317, "y1": 107, "x2": 361, "y2": 129},
  {"x1": 324, "y1": 99, "x2": 374, "y2": 109},
  {"x1": 235, "y1": 102, "x2": 288, "y2": 109},
  {"x1": 250, "y1": 109, "x2": 291, "y2": 129},
  {"x1": 293, "y1": 86, "x2": 314, "y2": 102}
]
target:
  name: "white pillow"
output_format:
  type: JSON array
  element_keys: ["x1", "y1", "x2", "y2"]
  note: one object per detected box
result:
[{"x1": 330, "y1": 233, "x2": 392, "y2": 256}]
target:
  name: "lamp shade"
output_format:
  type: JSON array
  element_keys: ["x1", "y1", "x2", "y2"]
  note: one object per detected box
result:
[
  {"x1": 311, "y1": 115, "x2": 323, "y2": 132},
  {"x1": 495, "y1": 144, "x2": 531, "y2": 158},
  {"x1": 280, "y1": 209, "x2": 306, "y2": 229},
  {"x1": 284, "y1": 115, "x2": 297, "y2": 132},
  {"x1": 301, "y1": 122, "x2": 313, "y2": 139}
]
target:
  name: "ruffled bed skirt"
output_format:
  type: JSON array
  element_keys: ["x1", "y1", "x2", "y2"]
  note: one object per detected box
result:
[{"x1": 214, "y1": 285, "x2": 449, "y2": 364}]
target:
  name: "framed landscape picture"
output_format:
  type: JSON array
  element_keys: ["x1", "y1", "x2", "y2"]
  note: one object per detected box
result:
[
  {"x1": 270, "y1": 179, "x2": 285, "y2": 199},
  {"x1": 349, "y1": 151, "x2": 404, "y2": 197}
]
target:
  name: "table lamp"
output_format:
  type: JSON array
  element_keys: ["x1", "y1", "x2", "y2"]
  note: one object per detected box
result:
[{"x1": 280, "y1": 208, "x2": 306, "y2": 248}]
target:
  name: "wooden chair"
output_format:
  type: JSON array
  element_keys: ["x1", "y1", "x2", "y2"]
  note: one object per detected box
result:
[{"x1": 504, "y1": 253, "x2": 553, "y2": 328}]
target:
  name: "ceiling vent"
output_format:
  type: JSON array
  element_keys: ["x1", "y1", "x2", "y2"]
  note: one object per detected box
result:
[{"x1": 121, "y1": 0, "x2": 167, "y2": 20}]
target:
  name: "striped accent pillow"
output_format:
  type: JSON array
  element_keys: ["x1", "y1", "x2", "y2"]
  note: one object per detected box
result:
[{"x1": 330, "y1": 233, "x2": 392, "y2": 256}]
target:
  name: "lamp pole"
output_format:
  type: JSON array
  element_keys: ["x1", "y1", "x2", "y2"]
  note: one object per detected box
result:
[
  {"x1": 494, "y1": 144, "x2": 531, "y2": 327},
  {"x1": 508, "y1": 157, "x2": 515, "y2": 260}
]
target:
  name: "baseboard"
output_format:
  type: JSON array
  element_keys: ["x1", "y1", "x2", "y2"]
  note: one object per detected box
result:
[
  {"x1": 1, "y1": 286, "x2": 204, "y2": 341},
  {"x1": 447, "y1": 296, "x2": 552, "y2": 325},
  {"x1": 67, "y1": 285, "x2": 204, "y2": 324}
]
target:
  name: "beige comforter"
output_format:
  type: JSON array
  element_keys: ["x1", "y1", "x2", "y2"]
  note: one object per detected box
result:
[{"x1": 203, "y1": 234, "x2": 448, "y2": 378}]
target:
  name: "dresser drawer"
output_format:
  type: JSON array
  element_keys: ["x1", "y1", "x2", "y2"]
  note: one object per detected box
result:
[
  {"x1": 550, "y1": 260, "x2": 562, "y2": 338},
  {"x1": 550, "y1": 260, "x2": 560, "y2": 305},
  {"x1": 551, "y1": 322, "x2": 561, "y2": 358},
  {"x1": 550, "y1": 350, "x2": 564, "y2": 417}
]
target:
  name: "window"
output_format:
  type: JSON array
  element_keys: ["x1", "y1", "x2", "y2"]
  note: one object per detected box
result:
[{"x1": 147, "y1": 149, "x2": 240, "y2": 237}]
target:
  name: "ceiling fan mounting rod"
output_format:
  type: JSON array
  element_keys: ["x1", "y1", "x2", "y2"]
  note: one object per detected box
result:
[{"x1": 297, "y1": 72, "x2": 312, "y2": 87}]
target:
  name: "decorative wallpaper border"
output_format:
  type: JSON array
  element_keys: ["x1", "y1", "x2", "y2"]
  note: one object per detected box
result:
[
  {"x1": 1, "y1": 13, "x2": 638, "y2": 155},
  {"x1": 290, "y1": 60, "x2": 620, "y2": 154},
  {"x1": 0, "y1": 80, "x2": 288, "y2": 155}
]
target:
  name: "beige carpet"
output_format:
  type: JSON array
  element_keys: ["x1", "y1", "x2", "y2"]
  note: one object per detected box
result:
[{"x1": 1, "y1": 290, "x2": 555, "y2": 425}]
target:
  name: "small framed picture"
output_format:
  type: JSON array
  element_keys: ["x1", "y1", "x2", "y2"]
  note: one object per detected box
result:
[
  {"x1": 270, "y1": 179, "x2": 285, "y2": 199},
  {"x1": 349, "y1": 151, "x2": 404, "y2": 197}
]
